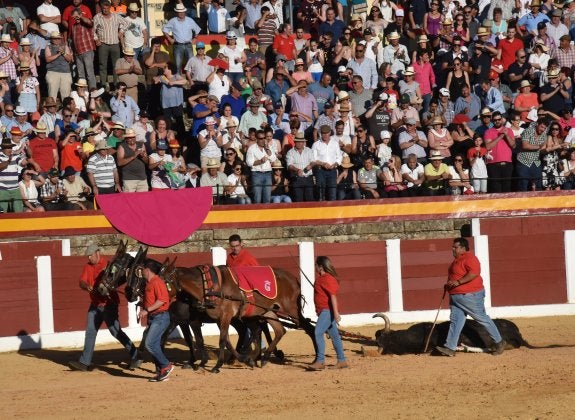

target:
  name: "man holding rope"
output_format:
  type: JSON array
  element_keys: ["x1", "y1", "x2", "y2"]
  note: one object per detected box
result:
[{"x1": 435, "y1": 238, "x2": 505, "y2": 357}]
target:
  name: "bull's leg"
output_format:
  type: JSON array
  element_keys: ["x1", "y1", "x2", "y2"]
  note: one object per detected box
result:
[{"x1": 190, "y1": 319, "x2": 208, "y2": 368}]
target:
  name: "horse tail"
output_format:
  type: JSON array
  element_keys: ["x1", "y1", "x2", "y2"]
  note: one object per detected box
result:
[{"x1": 297, "y1": 293, "x2": 318, "y2": 353}]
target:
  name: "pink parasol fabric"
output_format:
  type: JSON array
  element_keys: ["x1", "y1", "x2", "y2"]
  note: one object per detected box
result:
[{"x1": 96, "y1": 188, "x2": 213, "y2": 247}]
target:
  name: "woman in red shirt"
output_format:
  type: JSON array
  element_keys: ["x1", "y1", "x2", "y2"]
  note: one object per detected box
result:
[{"x1": 308, "y1": 256, "x2": 347, "y2": 370}]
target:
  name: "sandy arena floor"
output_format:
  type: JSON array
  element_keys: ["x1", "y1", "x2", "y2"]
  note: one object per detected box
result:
[{"x1": 3, "y1": 316, "x2": 575, "y2": 419}]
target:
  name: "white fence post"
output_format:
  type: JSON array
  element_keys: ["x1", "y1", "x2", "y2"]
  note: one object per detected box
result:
[
  {"x1": 386, "y1": 239, "x2": 403, "y2": 313},
  {"x1": 299, "y1": 241, "x2": 315, "y2": 319},
  {"x1": 564, "y1": 231, "x2": 575, "y2": 303},
  {"x1": 471, "y1": 218, "x2": 481, "y2": 236},
  {"x1": 61, "y1": 239, "x2": 71, "y2": 256},
  {"x1": 36, "y1": 256, "x2": 54, "y2": 334},
  {"x1": 474, "y1": 235, "x2": 492, "y2": 307},
  {"x1": 212, "y1": 246, "x2": 227, "y2": 266}
]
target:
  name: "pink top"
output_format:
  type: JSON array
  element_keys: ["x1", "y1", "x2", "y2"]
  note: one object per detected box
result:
[
  {"x1": 484, "y1": 127, "x2": 514, "y2": 163},
  {"x1": 413, "y1": 61, "x2": 435, "y2": 95}
]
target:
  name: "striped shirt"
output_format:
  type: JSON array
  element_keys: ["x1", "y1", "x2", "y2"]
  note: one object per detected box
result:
[
  {"x1": 0, "y1": 153, "x2": 23, "y2": 190},
  {"x1": 286, "y1": 146, "x2": 314, "y2": 176},
  {"x1": 0, "y1": 46, "x2": 17, "y2": 81},
  {"x1": 40, "y1": 179, "x2": 66, "y2": 203},
  {"x1": 86, "y1": 153, "x2": 117, "y2": 188},
  {"x1": 93, "y1": 12, "x2": 126, "y2": 45}
]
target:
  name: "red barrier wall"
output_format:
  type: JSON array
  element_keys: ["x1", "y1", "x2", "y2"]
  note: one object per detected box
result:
[
  {"x1": 315, "y1": 242, "x2": 388, "y2": 315},
  {"x1": 401, "y1": 238, "x2": 473, "y2": 311},
  {"x1": 0, "y1": 240, "x2": 62, "y2": 260},
  {"x1": 0, "y1": 260, "x2": 39, "y2": 337},
  {"x1": 489, "y1": 234, "x2": 567, "y2": 306},
  {"x1": 480, "y1": 215, "x2": 575, "y2": 237}
]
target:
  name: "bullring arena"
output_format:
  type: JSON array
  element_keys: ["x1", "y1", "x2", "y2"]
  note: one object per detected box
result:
[{"x1": 2, "y1": 192, "x2": 575, "y2": 418}]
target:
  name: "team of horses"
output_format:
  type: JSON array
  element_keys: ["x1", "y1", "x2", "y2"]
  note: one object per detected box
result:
[{"x1": 98, "y1": 241, "x2": 316, "y2": 373}]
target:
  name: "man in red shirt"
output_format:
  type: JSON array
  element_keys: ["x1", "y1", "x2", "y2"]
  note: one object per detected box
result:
[
  {"x1": 435, "y1": 238, "x2": 504, "y2": 357},
  {"x1": 497, "y1": 27, "x2": 524, "y2": 71},
  {"x1": 28, "y1": 122, "x2": 58, "y2": 176},
  {"x1": 226, "y1": 234, "x2": 260, "y2": 267},
  {"x1": 272, "y1": 23, "x2": 297, "y2": 72},
  {"x1": 139, "y1": 260, "x2": 173, "y2": 382},
  {"x1": 69, "y1": 244, "x2": 140, "y2": 372}
]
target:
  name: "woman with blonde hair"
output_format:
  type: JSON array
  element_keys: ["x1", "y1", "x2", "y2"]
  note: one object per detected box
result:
[{"x1": 308, "y1": 255, "x2": 347, "y2": 371}]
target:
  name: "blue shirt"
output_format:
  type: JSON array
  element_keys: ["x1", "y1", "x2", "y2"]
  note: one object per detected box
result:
[
  {"x1": 319, "y1": 20, "x2": 346, "y2": 46},
  {"x1": 220, "y1": 94, "x2": 246, "y2": 118},
  {"x1": 518, "y1": 12, "x2": 550, "y2": 34},
  {"x1": 163, "y1": 16, "x2": 201, "y2": 43},
  {"x1": 347, "y1": 58, "x2": 378, "y2": 90},
  {"x1": 160, "y1": 76, "x2": 184, "y2": 109},
  {"x1": 264, "y1": 79, "x2": 289, "y2": 104},
  {"x1": 110, "y1": 96, "x2": 140, "y2": 128},
  {"x1": 308, "y1": 82, "x2": 335, "y2": 114},
  {"x1": 207, "y1": 5, "x2": 230, "y2": 34}
]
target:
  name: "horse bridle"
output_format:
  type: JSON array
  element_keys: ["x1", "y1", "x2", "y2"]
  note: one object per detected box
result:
[{"x1": 98, "y1": 253, "x2": 133, "y2": 296}]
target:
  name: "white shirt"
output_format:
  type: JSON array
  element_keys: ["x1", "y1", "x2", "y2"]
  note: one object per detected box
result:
[
  {"x1": 37, "y1": 2, "x2": 61, "y2": 34},
  {"x1": 400, "y1": 162, "x2": 424, "y2": 188},
  {"x1": 246, "y1": 143, "x2": 277, "y2": 171},
  {"x1": 220, "y1": 45, "x2": 243, "y2": 73},
  {"x1": 123, "y1": 16, "x2": 147, "y2": 49},
  {"x1": 311, "y1": 138, "x2": 343, "y2": 166}
]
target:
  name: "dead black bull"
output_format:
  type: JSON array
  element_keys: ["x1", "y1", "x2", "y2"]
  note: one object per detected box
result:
[{"x1": 373, "y1": 313, "x2": 534, "y2": 355}]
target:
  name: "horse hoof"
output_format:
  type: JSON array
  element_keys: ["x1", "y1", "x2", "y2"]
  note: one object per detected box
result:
[
  {"x1": 274, "y1": 350, "x2": 285, "y2": 362},
  {"x1": 211, "y1": 367, "x2": 220, "y2": 374},
  {"x1": 245, "y1": 358, "x2": 255, "y2": 368},
  {"x1": 181, "y1": 363, "x2": 196, "y2": 370}
]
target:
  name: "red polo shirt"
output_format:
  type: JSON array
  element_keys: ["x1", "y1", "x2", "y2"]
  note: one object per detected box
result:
[
  {"x1": 227, "y1": 249, "x2": 259, "y2": 267},
  {"x1": 80, "y1": 256, "x2": 120, "y2": 306},
  {"x1": 272, "y1": 34, "x2": 296, "y2": 61},
  {"x1": 314, "y1": 272, "x2": 339, "y2": 315},
  {"x1": 144, "y1": 275, "x2": 170, "y2": 314},
  {"x1": 448, "y1": 251, "x2": 484, "y2": 295}
]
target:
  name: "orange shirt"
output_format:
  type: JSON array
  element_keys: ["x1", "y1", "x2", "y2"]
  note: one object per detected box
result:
[
  {"x1": 80, "y1": 256, "x2": 120, "y2": 306},
  {"x1": 227, "y1": 249, "x2": 259, "y2": 267},
  {"x1": 144, "y1": 275, "x2": 170, "y2": 314},
  {"x1": 514, "y1": 92, "x2": 539, "y2": 122},
  {"x1": 448, "y1": 251, "x2": 484, "y2": 295}
]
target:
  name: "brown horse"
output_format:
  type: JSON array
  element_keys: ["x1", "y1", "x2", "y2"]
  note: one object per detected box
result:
[{"x1": 163, "y1": 262, "x2": 316, "y2": 373}]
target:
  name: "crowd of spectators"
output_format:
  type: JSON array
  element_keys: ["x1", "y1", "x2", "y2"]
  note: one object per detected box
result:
[{"x1": 3, "y1": 0, "x2": 575, "y2": 212}]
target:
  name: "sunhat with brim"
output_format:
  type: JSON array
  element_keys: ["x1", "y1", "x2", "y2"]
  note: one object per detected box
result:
[
  {"x1": 206, "y1": 158, "x2": 220, "y2": 168},
  {"x1": 418, "y1": 35, "x2": 429, "y2": 43},
  {"x1": 0, "y1": 34, "x2": 11, "y2": 43},
  {"x1": 340, "y1": 156, "x2": 354, "y2": 169},
  {"x1": 520, "y1": 80, "x2": 534, "y2": 89},
  {"x1": 34, "y1": 122, "x2": 49, "y2": 134},
  {"x1": 168, "y1": 139, "x2": 180, "y2": 148},
  {"x1": 0, "y1": 139, "x2": 14, "y2": 149},
  {"x1": 387, "y1": 31, "x2": 400, "y2": 40},
  {"x1": 339, "y1": 104, "x2": 351, "y2": 112},
  {"x1": 44, "y1": 96, "x2": 57, "y2": 107},
  {"x1": 429, "y1": 150, "x2": 444, "y2": 160},
  {"x1": 75, "y1": 78, "x2": 88, "y2": 87},
  {"x1": 83, "y1": 128, "x2": 97, "y2": 139},
  {"x1": 19, "y1": 63, "x2": 30, "y2": 70},
  {"x1": 124, "y1": 128, "x2": 136, "y2": 138},
  {"x1": 85, "y1": 244, "x2": 100, "y2": 256},
  {"x1": 112, "y1": 121, "x2": 125, "y2": 130},
  {"x1": 128, "y1": 3, "x2": 140, "y2": 11},
  {"x1": 294, "y1": 132, "x2": 306, "y2": 141},
  {"x1": 19, "y1": 38, "x2": 31, "y2": 46},
  {"x1": 10, "y1": 126, "x2": 23, "y2": 136},
  {"x1": 271, "y1": 160, "x2": 283, "y2": 169},
  {"x1": 442, "y1": 18, "x2": 453, "y2": 25},
  {"x1": 174, "y1": 3, "x2": 187, "y2": 12},
  {"x1": 95, "y1": 140, "x2": 112, "y2": 151},
  {"x1": 530, "y1": 0, "x2": 542, "y2": 6},
  {"x1": 14, "y1": 106, "x2": 27, "y2": 116},
  {"x1": 205, "y1": 116, "x2": 216, "y2": 125},
  {"x1": 0, "y1": 70, "x2": 8, "y2": 79},
  {"x1": 431, "y1": 116, "x2": 445, "y2": 126},
  {"x1": 534, "y1": 41, "x2": 549, "y2": 52},
  {"x1": 404, "y1": 66, "x2": 415, "y2": 76},
  {"x1": 337, "y1": 91, "x2": 350, "y2": 102},
  {"x1": 249, "y1": 97, "x2": 260, "y2": 106},
  {"x1": 123, "y1": 47, "x2": 135, "y2": 56},
  {"x1": 548, "y1": 68, "x2": 560, "y2": 78},
  {"x1": 50, "y1": 32, "x2": 62, "y2": 39},
  {"x1": 226, "y1": 120, "x2": 238, "y2": 128}
]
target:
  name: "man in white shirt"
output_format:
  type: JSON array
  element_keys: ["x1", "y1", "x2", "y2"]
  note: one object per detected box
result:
[
  {"x1": 246, "y1": 129, "x2": 277, "y2": 203},
  {"x1": 286, "y1": 131, "x2": 315, "y2": 202},
  {"x1": 311, "y1": 125, "x2": 342, "y2": 201},
  {"x1": 546, "y1": 10, "x2": 568, "y2": 47},
  {"x1": 37, "y1": 0, "x2": 61, "y2": 34}
]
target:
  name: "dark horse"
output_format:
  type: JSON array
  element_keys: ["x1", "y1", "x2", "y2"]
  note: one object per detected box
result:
[{"x1": 162, "y1": 260, "x2": 316, "y2": 373}]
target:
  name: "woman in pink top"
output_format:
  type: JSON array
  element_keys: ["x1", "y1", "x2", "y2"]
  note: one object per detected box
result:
[{"x1": 413, "y1": 51, "x2": 436, "y2": 114}]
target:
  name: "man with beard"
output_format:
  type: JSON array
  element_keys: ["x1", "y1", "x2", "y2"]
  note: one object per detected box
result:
[{"x1": 484, "y1": 110, "x2": 515, "y2": 193}]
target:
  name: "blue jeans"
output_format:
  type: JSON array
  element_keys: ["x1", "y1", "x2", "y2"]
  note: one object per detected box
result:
[
  {"x1": 173, "y1": 43, "x2": 193, "y2": 74},
  {"x1": 444, "y1": 289, "x2": 503, "y2": 351},
  {"x1": 79, "y1": 303, "x2": 138, "y2": 366},
  {"x1": 251, "y1": 171, "x2": 272, "y2": 203},
  {"x1": 314, "y1": 309, "x2": 346, "y2": 363},
  {"x1": 144, "y1": 311, "x2": 171, "y2": 370},
  {"x1": 314, "y1": 168, "x2": 337, "y2": 201},
  {"x1": 516, "y1": 161, "x2": 542, "y2": 191},
  {"x1": 271, "y1": 195, "x2": 292, "y2": 203}
]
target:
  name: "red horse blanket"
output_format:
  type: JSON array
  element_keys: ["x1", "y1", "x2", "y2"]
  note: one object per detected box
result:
[{"x1": 229, "y1": 266, "x2": 277, "y2": 299}]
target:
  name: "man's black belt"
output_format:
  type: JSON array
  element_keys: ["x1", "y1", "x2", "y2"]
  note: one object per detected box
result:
[{"x1": 174, "y1": 41, "x2": 192, "y2": 45}]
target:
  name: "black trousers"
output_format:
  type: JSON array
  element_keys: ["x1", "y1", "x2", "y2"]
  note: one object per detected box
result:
[
  {"x1": 487, "y1": 162, "x2": 513, "y2": 193},
  {"x1": 291, "y1": 176, "x2": 315, "y2": 202}
]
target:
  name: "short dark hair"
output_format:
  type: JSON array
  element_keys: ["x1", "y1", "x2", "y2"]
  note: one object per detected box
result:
[
  {"x1": 229, "y1": 234, "x2": 242, "y2": 243},
  {"x1": 144, "y1": 260, "x2": 161, "y2": 274},
  {"x1": 454, "y1": 237, "x2": 469, "y2": 250}
]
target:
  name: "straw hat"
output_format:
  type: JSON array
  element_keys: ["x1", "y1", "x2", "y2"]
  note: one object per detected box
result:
[
  {"x1": 534, "y1": 40, "x2": 549, "y2": 52},
  {"x1": 337, "y1": 91, "x2": 350, "y2": 102},
  {"x1": 271, "y1": 160, "x2": 283, "y2": 169},
  {"x1": 174, "y1": 3, "x2": 187, "y2": 12},
  {"x1": 0, "y1": 34, "x2": 11, "y2": 43},
  {"x1": 124, "y1": 128, "x2": 136, "y2": 138},
  {"x1": 123, "y1": 47, "x2": 135, "y2": 56},
  {"x1": 95, "y1": 140, "x2": 112, "y2": 151},
  {"x1": 34, "y1": 122, "x2": 48, "y2": 134},
  {"x1": 387, "y1": 31, "x2": 400, "y2": 40},
  {"x1": 19, "y1": 38, "x2": 31, "y2": 46},
  {"x1": 404, "y1": 66, "x2": 415, "y2": 76},
  {"x1": 75, "y1": 78, "x2": 88, "y2": 87},
  {"x1": 49, "y1": 32, "x2": 62, "y2": 39},
  {"x1": 520, "y1": 80, "x2": 533, "y2": 89},
  {"x1": 206, "y1": 158, "x2": 220, "y2": 168},
  {"x1": 168, "y1": 139, "x2": 180, "y2": 149},
  {"x1": 294, "y1": 132, "x2": 306, "y2": 141},
  {"x1": 547, "y1": 68, "x2": 560, "y2": 78},
  {"x1": 429, "y1": 150, "x2": 443, "y2": 160},
  {"x1": 442, "y1": 18, "x2": 453, "y2": 25},
  {"x1": 418, "y1": 35, "x2": 429, "y2": 43},
  {"x1": 431, "y1": 116, "x2": 445, "y2": 126},
  {"x1": 111, "y1": 121, "x2": 125, "y2": 130},
  {"x1": 128, "y1": 3, "x2": 140, "y2": 12},
  {"x1": 340, "y1": 156, "x2": 354, "y2": 169}
]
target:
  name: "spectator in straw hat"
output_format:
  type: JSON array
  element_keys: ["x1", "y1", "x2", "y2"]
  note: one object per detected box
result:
[
  {"x1": 18, "y1": 38, "x2": 39, "y2": 78},
  {"x1": 0, "y1": 34, "x2": 18, "y2": 86},
  {"x1": 162, "y1": 3, "x2": 201, "y2": 75},
  {"x1": 86, "y1": 140, "x2": 120, "y2": 195},
  {"x1": 110, "y1": 81, "x2": 140, "y2": 128},
  {"x1": 44, "y1": 31, "x2": 74, "y2": 100},
  {"x1": 70, "y1": 78, "x2": 90, "y2": 113},
  {"x1": 201, "y1": 158, "x2": 230, "y2": 204},
  {"x1": 15, "y1": 62, "x2": 40, "y2": 113},
  {"x1": 123, "y1": 3, "x2": 148, "y2": 61},
  {"x1": 286, "y1": 131, "x2": 315, "y2": 202},
  {"x1": 28, "y1": 122, "x2": 58, "y2": 175},
  {"x1": 114, "y1": 46, "x2": 142, "y2": 102},
  {"x1": 38, "y1": 96, "x2": 60, "y2": 135}
]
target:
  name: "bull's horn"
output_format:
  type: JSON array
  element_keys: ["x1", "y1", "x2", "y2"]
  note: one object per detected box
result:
[{"x1": 372, "y1": 313, "x2": 390, "y2": 333}]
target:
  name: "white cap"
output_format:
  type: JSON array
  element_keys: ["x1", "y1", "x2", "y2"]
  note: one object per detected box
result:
[
  {"x1": 337, "y1": 65, "x2": 347, "y2": 73},
  {"x1": 439, "y1": 88, "x2": 450, "y2": 96},
  {"x1": 380, "y1": 130, "x2": 391, "y2": 139},
  {"x1": 379, "y1": 92, "x2": 389, "y2": 101},
  {"x1": 395, "y1": 9, "x2": 405, "y2": 17}
]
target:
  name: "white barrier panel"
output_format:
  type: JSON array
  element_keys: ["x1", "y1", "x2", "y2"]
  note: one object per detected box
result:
[
  {"x1": 564, "y1": 231, "x2": 575, "y2": 304},
  {"x1": 387, "y1": 239, "x2": 403, "y2": 313},
  {"x1": 212, "y1": 246, "x2": 227, "y2": 266},
  {"x1": 474, "y1": 235, "x2": 492, "y2": 308},
  {"x1": 36, "y1": 256, "x2": 54, "y2": 335},
  {"x1": 299, "y1": 242, "x2": 315, "y2": 320}
]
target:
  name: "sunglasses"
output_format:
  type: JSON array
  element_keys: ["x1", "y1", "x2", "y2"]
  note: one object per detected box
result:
[
  {"x1": 234, "y1": 167, "x2": 242, "y2": 171},
  {"x1": 226, "y1": 152, "x2": 235, "y2": 156},
  {"x1": 493, "y1": 118, "x2": 502, "y2": 122},
  {"x1": 454, "y1": 159, "x2": 463, "y2": 162},
  {"x1": 63, "y1": 114, "x2": 72, "y2": 117}
]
